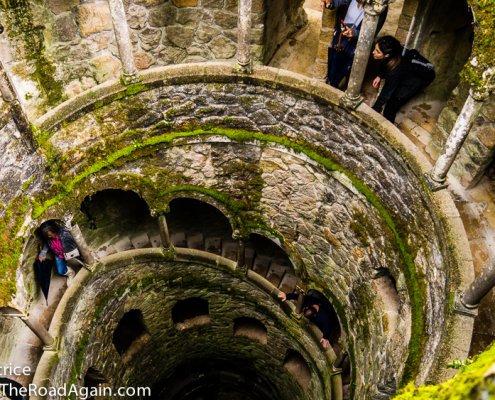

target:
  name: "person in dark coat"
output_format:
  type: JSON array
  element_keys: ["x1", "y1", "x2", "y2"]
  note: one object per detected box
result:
[
  {"x1": 324, "y1": 0, "x2": 387, "y2": 89},
  {"x1": 278, "y1": 290, "x2": 332, "y2": 348},
  {"x1": 38, "y1": 221, "x2": 79, "y2": 285},
  {"x1": 371, "y1": 35, "x2": 435, "y2": 122}
]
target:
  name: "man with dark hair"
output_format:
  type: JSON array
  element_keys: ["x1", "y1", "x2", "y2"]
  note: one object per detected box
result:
[{"x1": 278, "y1": 290, "x2": 332, "y2": 349}]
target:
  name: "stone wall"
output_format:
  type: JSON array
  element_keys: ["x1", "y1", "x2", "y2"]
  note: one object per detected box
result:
[
  {"x1": 47, "y1": 255, "x2": 329, "y2": 399},
  {"x1": 0, "y1": 66, "x2": 472, "y2": 398},
  {"x1": 0, "y1": 0, "x2": 275, "y2": 118}
]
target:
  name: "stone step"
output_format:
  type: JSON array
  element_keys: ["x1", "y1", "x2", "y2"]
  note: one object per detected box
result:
[
  {"x1": 114, "y1": 236, "x2": 134, "y2": 252},
  {"x1": 170, "y1": 232, "x2": 187, "y2": 247},
  {"x1": 279, "y1": 272, "x2": 297, "y2": 293},
  {"x1": 205, "y1": 236, "x2": 222, "y2": 255},
  {"x1": 187, "y1": 232, "x2": 204, "y2": 250},
  {"x1": 96, "y1": 244, "x2": 117, "y2": 259},
  {"x1": 130, "y1": 232, "x2": 151, "y2": 249},
  {"x1": 222, "y1": 240, "x2": 239, "y2": 261},
  {"x1": 265, "y1": 263, "x2": 287, "y2": 287},
  {"x1": 252, "y1": 255, "x2": 271, "y2": 277},
  {"x1": 149, "y1": 234, "x2": 162, "y2": 248}
]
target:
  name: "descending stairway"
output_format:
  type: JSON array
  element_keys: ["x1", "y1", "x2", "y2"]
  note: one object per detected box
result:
[{"x1": 94, "y1": 230, "x2": 297, "y2": 293}]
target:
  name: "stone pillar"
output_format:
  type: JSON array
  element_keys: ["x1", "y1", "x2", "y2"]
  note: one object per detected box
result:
[
  {"x1": 237, "y1": 239, "x2": 247, "y2": 272},
  {"x1": 0, "y1": 60, "x2": 35, "y2": 151},
  {"x1": 426, "y1": 88, "x2": 490, "y2": 191},
  {"x1": 235, "y1": 0, "x2": 252, "y2": 73},
  {"x1": 341, "y1": 0, "x2": 388, "y2": 109},
  {"x1": 158, "y1": 215, "x2": 172, "y2": 248},
  {"x1": 460, "y1": 262, "x2": 495, "y2": 309},
  {"x1": 70, "y1": 224, "x2": 95, "y2": 265},
  {"x1": 107, "y1": 0, "x2": 139, "y2": 84}
]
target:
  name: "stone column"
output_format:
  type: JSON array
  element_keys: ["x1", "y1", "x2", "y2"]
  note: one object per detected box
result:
[
  {"x1": 235, "y1": 0, "x2": 252, "y2": 73},
  {"x1": 341, "y1": 0, "x2": 388, "y2": 109},
  {"x1": 158, "y1": 215, "x2": 172, "y2": 248},
  {"x1": 426, "y1": 88, "x2": 491, "y2": 191},
  {"x1": 460, "y1": 262, "x2": 495, "y2": 309},
  {"x1": 0, "y1": 60, "x2": 35, "y2": 151},
  {"x1": 21, "y1": 317, "x2": 54, "y2": 348},
  {"x1": 70, "y1": 224, "x2": 95, "y2": 265},
  {"x1": 108, "y1": 0, "x2": 139, "y2": 84}
]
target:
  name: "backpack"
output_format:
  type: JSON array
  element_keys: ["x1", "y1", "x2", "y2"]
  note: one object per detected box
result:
[{"x1": 405, "y1": 49, "x2": 436, "y2": 85}]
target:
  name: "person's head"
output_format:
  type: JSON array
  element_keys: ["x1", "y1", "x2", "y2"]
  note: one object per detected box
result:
[
  {"x1": 372, "y1": 36, "x2": 402, "y2": 61},
  {"x1": 303, "y1": 305, "x2": 318, "y2": 318},
  {"x1": 41, "y1": 224, "x2": 58, "y2": 239}
]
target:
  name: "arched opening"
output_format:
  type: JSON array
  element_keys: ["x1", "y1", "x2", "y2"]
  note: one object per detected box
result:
[
  {"x1": 245, "y1": 233, "x2": 297, "y2": 293},
  {"x1": 283, "y1": 349, "x2": 312, "y2": 390},
  {"x1": 79, "y1": 189, "x2": 159, "y2": 257},
  {"x1": 233, "y1": 317, "x2": 268, "y2": 345},
  {"x1": 83, "y1": 367, "x2": 109, "y2": 400},
  {"x1": 172, "y1": 297, "x2": 210, "y2": 330},
  {"x1": 373, "y1": 268, "x2": 400, "y2": 335},
  {"x1": 166, "y1": 198, "x2": 234, "y2": 256},
  {"x1": 112, "y1": 309, "x2": 150, "y2": 358},
  {"x1": 305, "y1": 289, "x2": 342, "y2": 349}
]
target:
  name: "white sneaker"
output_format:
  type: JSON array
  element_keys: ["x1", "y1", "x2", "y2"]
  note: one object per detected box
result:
[{"x1": 64, "y1": 267, "x2": 75, "y2": 287}]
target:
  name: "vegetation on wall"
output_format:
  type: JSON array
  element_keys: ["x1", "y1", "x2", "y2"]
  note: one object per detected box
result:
[
  {"x1": 394, "y1": 341, "x2": 495, "y2": 399},
  {"x1": 2, "y1": 0, "x2": 64, "y2": 107},
  {"x1": 462, "y1": 1, "x2": 495, "y2": 91}
]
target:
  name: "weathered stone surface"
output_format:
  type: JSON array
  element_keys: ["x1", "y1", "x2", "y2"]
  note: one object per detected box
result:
[
  {"x1": 149, "y1": 3, "x2": 177, "y2": 26},
  {"x1": 134, "y1": 0, "x2": 166, "y2": 6},
  {"x1": 134, "y1": 50, "x2": 155, "y2": 69},
  {"x1": 203, "y1": 0, "x2": 224, "y2": 8},
  {"x1": 165, "y1": 26, "x2": 195, "y2": 48},
  {"x1": 172, "y1": 0, "x2": 198, "y2": 6},
  {"x1": 90, "y1": 54, "x2": 121, "y2": 82},
  {"x1": 176, "y1": 8, "x2": 202, "y2": 25},
  {"x1": 196, "y1": 23, "x2": 222, "y2": 43},
  {"x1": 77, "y1": 3, "x2": 113, "y2": 38},
  {"x1": 55, "y1": 14, "x2": 79, "y2": 42},
  {"x1": 138, "y1": 27, "x2": 162, "y2": 50},
  {"x1": 157, "y1": 46, "x2": 188, "y2": 64},
  {"x1": 213, "y1": 10, "x2": 238, "y2": 29},
  {"x1": 127, "y1": 4, "x2": 148, "y2": 29},
  {"x1": 208, "y1": 36, "x2": 236, "y2": 59},
  {"x1": 48, "y1": 0, "x2": 79, "y2": 14}
]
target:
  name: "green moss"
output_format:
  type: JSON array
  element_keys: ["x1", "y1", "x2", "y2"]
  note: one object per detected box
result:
[
  {"x1": 394, "y1": 341, "x2": 495, "y2": 399},
  {"x1": 461, "y1": 2, "x2": 495, "y2": 91}
]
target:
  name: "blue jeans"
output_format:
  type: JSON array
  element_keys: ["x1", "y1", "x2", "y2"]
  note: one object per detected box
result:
[{"x1": 55, "y1": 257, "x2": 68, "y2": 275}]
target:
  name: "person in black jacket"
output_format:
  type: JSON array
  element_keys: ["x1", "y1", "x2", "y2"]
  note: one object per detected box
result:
[
  {"x1": 371, "y1": 35, "x2": 435, "y2": 122},
  {"x1": 278, "y1": 290, "x2": 332, "y2": 349}
]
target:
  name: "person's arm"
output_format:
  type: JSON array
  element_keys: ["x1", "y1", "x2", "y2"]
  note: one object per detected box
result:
[
  {"x1": 372, "y1": 69, "x2": 401, "y2": 113},
  {"x1": 38, "y1": 242, "x2": 49, "y2": 260}
]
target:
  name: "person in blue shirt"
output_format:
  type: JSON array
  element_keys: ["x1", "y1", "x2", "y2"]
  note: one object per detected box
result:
[{"x1": 278, "y1": 290, "x2": 332, "y2": 349}]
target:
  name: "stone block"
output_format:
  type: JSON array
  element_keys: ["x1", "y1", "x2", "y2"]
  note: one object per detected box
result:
[
  {"x1": 55, "y1": 14, "x2": 79, "y2": 42},
  {"x1": 187, "y1": 232, "x2": 204, "y2": 250},
  {"x1": 165, "y1": 26, "x2": 195, "y2": 48},
  {"x1": 127, "y1": 5, "x2": 148, "y2": 30},
  {"x1": 266, "y1": 263, "x2": 286, "y2": 287},
  {"x1": 149, "y1": 3, "x2": 177, "y2": 26},
  {"x1": 222, "y1": 241, "x2": 238, "y2": 261},
  {"x1": 138, "y1": 27, "x2": 163, "y2": 50},
  {"x1": 134, "y1": 0, "x2": 166, "y2": 6},
  {"x1": 177, "y1": 8, "x2": 202, "y2": 25},
  {"x1": 213, "y1": 10, "x2": 238, "y2": 29},
  {"x1": 279, "y1": 272, "x2": 297, "y2": 293},
  {"x1": 48, "y1": 0, "x2": 79, "y2": 14},
  {"x1": 208, "y1": 36, "x2": 236, "y2": 59},
  {"x1": 252, "y1": 255, "x2": 271, "y2": 277},
  {"x1": 90, "y1": 54, "x2": 121, "y2": 83},
  {"x1": 171, "y1": 232, "x2": 187, "y2": 247},
  {"x1": 134, "y1": 50, "x2": 155, "y2": 69},
  {"x1": 113, "y1": 236, "x2": 134, "y2": 252},
  {"x1": 204, "y1": 236, "x2": 222, "y2": 255},
  {"x1": 77, "y1": 3, "x2": 112, "y2": 38},
  {"x1": 149, "y1": 234, "x2": 162, "y2": 248},
  {"x1": 131, "y1": 233, "x2": 152, "y2": 249},
  {"x1": 202, "y1": 0, "x2": 223, "y2": 9},
  {"x1": 172, "y1": 0, "x2": 198, "y2": 6}
]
